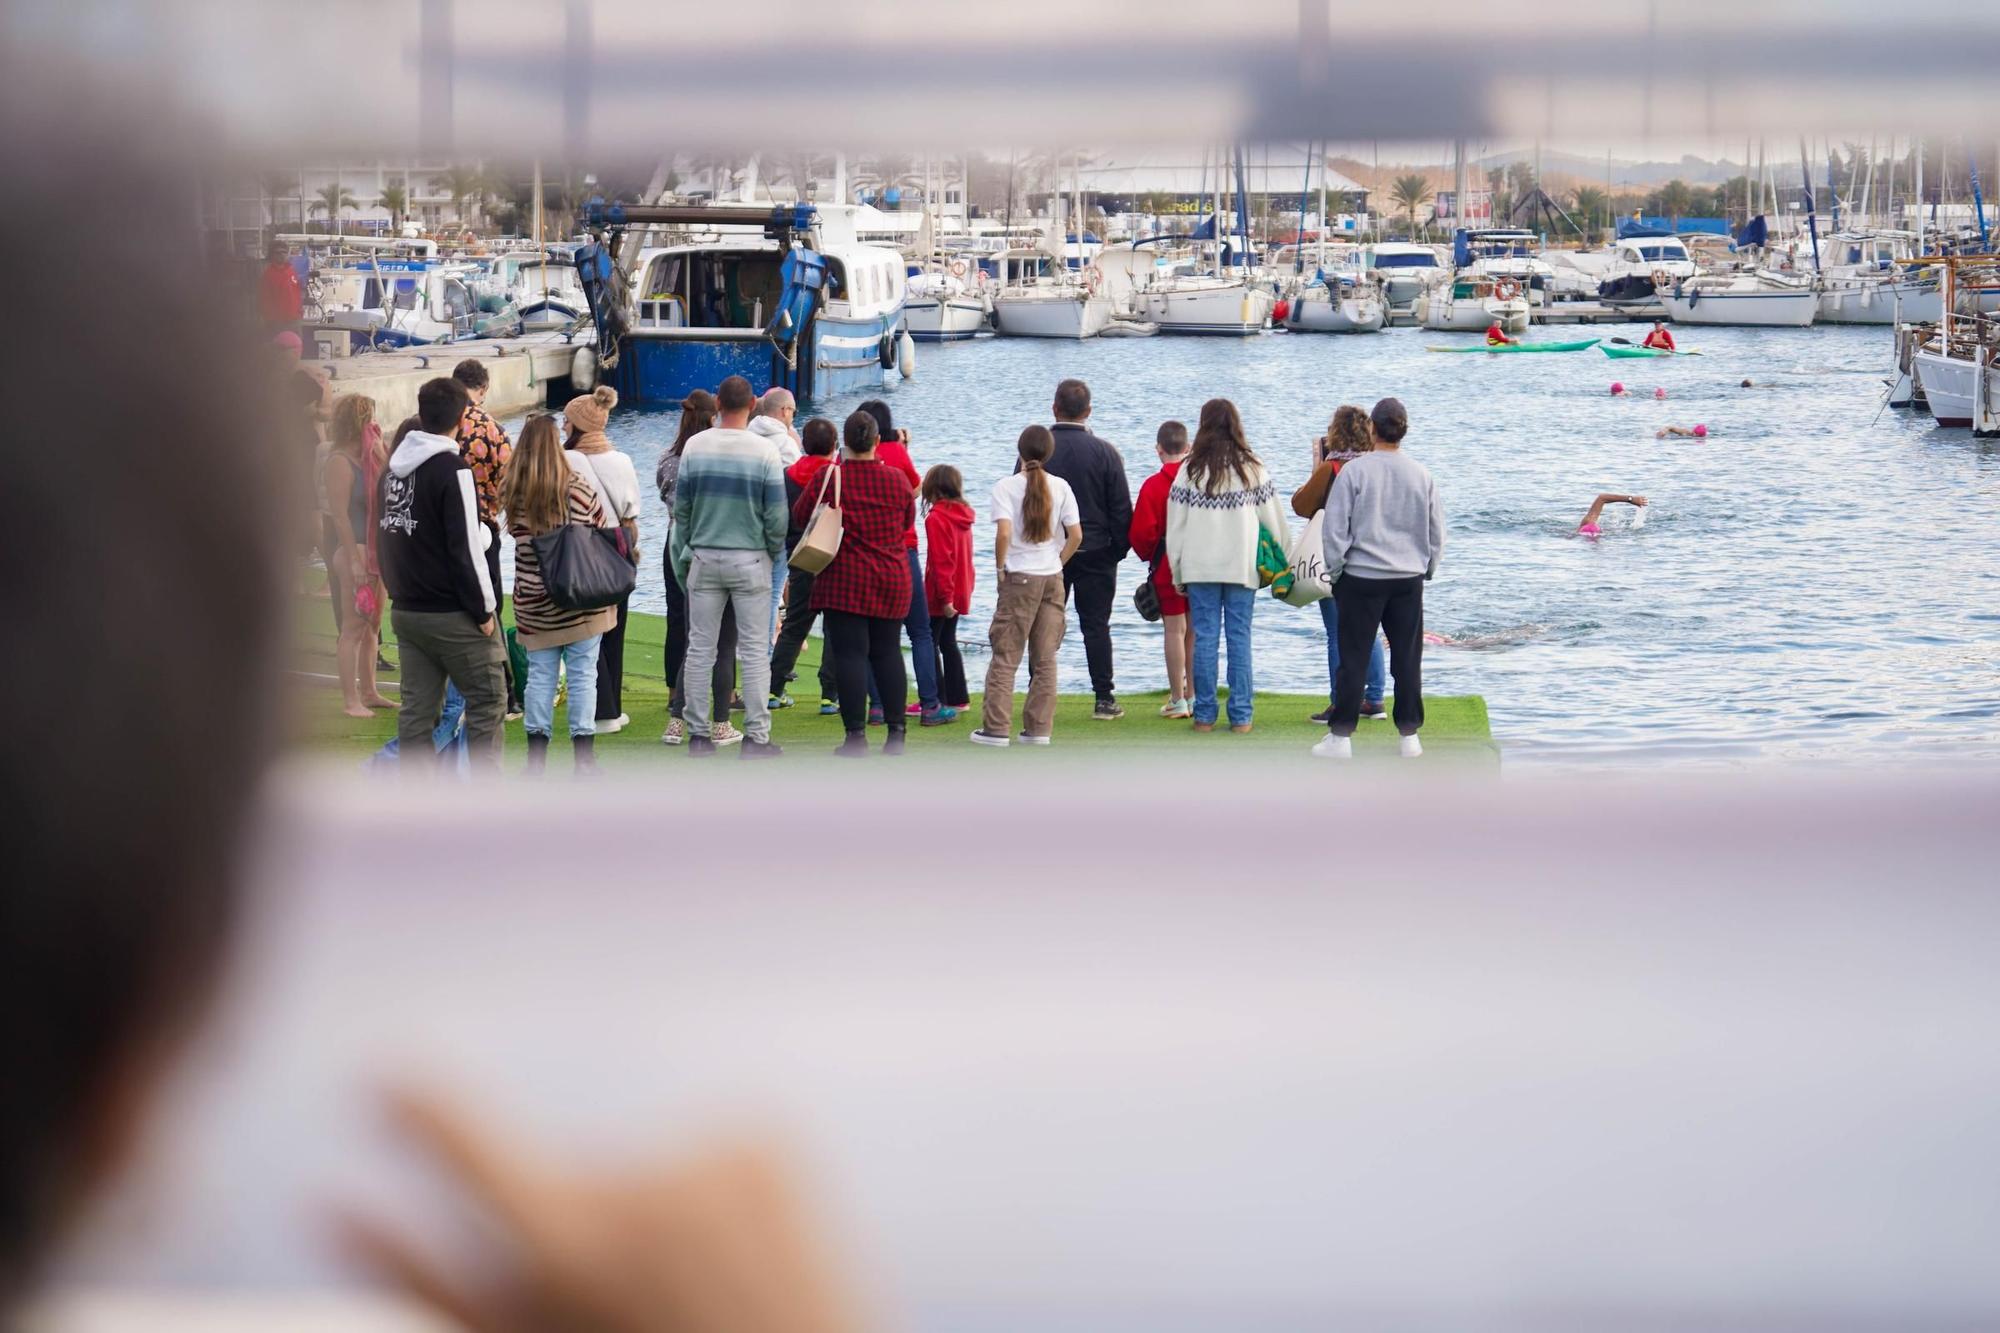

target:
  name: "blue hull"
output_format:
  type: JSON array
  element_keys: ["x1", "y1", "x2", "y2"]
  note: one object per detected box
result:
[{"x1": 610, "y1": 306, "x2": 900, "y2": 406}]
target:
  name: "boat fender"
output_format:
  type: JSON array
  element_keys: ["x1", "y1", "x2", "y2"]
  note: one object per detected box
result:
[
  {"x1": 571, "y1": 346, "x2": 598, "y2": 391},
  {"x1": 897, "y1": 330, "x2": 916, "y2": 379},
  {"x1": 878, "y1": 333, "x2": 897, "y2": 369},
  {"x1": 1273, "y1": 298, "x2": 1291, "y2": 323},
  {"x1": 1650, "y1": 269, "x2": 1670, "y2": 289}
]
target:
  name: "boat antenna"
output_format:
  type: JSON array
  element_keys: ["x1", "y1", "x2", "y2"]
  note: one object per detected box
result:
[
  {"x1": 1798, "y1": 138, "x2": 1822, "y2": 273},
  {"x1": 1295, "y1": 139, "x2": 1313, "y2": 276}
]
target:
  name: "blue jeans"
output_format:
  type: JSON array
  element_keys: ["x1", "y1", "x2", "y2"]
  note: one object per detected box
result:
[
  {"x1": 1318, "y1": 596, "x2": 1386, "y2": 704},
  {"x1": 524, "y1": 635, "x2": 602, "y2": 738},
  {"x1": 903, "y1": 546, "x2": 939, "y2": 710},
  {"x1": 769, "y1": 546, "x2": 789, "y2": 637},
  {"x1": 1185, "y1": 582, "x2": 1255, "y2": 727}
]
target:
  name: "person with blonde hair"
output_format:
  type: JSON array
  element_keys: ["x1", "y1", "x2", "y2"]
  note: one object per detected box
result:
[
  {"x1": 323, "y1": 393, "x2": 392, "y2": 717},
  {"x1": 501, "y1": 414, "x2": 617, "y2": 775},
  {"x1": 1292, "y1": 405, "x2": 1387, "y2": 723},
  {"x1": 1165, "y1": 398, "x2": 1292, "y2": 734},
  {"x1": 972, "y1": 425, "x2": 1082, "y2": 747},
  {"x1": 563, "y1": 385, "x2": 641, "y2": 735}
]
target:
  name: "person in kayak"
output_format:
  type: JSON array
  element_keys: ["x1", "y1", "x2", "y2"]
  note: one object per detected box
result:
[
  {"x1": 1576, "y1": 492, "x2": 1647, "y2": 537},
  {"x1": 1485, "y1": 320, "x2": 1519, "y2": 347},
  {"x1": 1640, "y1": 321, "x2": 1676, "y2": 352}
]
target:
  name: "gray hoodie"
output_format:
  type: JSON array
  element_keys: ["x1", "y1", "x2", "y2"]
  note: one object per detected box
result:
[{"x1": 1321, "y1": 448, "x2": 1445, "y2": 582}]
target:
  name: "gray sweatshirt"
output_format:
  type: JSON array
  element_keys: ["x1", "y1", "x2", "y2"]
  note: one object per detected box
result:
[{"x1": 1320, "y1": 448, "x2": 1445, "y2": 581}]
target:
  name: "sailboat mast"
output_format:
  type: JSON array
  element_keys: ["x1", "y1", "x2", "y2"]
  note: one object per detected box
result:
[{"x1": 1318, "y1": 143, "x2": 1329, "y2": 269}]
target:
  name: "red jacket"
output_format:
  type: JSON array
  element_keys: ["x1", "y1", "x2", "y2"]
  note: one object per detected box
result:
[
  {"x1": 875, "y1": 438, "x2": 922, "y2": 549},
  {"x1": 1128, "y1": 460, "x2": 1181, "y2": 595},
  {"x1": 923, "y1": 500, "x2": 975, "y2": 617},
  {"x1": 260, "y1": 260, "x2": 302, "y2": 325}
]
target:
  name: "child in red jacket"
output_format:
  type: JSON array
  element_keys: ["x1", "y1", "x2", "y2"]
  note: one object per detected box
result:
[
  {"x1": 1128, "y1": 420, "x2": 1195, "y2": 718},
  {"x1": 921, "y1": 465, "x2": 976, "y2": 710}
]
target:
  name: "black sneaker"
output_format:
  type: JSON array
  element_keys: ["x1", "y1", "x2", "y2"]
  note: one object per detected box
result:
[
  {"x1": 834, "y1": 731, "x2": 870, "y2": 757},
  {"x1": 882, "y1": 728, "x2": 907, "y2": 756},
  {"x1": 740, "y1": 738, "x2": 783, "y2": 759},
  {"x1": 687, "y1": 735, "x2": 717, "y2": 757},
  {"x1": 1310, "y1": 705, "x2": 1334, "y2": 723},
  {"x1": 1092, "y1": 697, "x2": 1124, "y2": 720},
  {"x1": 1360, "y1": 700, "x2": 1388, "y2": 719}
]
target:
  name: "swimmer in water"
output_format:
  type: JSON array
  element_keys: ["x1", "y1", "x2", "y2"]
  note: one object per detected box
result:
[
  {"x1": 1610, "y1": 381, "x2": 1630, "y2": 397},
  {"x1": 1656, "y1": 424, "x2": 1710, "y2": 439},
  {"x1": 1576, "y1": 492, "x2": 1647, "y2": 537}
]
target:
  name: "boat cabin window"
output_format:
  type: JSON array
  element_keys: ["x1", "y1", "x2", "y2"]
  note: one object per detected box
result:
[
  {"x1": 1373, "y1": 252, "x2": 1438, "y2": 269},
  {"x1": 637, "y1": 250, "x2": 783, "y2": 331}
]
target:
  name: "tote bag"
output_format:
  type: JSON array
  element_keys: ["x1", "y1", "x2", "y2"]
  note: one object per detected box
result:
[
  {"x1": 1276, "y1": 508, "x2": 1333, "y2": 607},
  {"x1": 530, "y1": 521, "x2": 636, "y2": 610},
  {"x1": 788, "y1": 464, "x2": 844, "y2": 575}
]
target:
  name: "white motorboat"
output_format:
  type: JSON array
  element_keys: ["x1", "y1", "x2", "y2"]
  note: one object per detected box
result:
[
  {"x1": 1911, "y1": 325, "x2": 1999, "y2": 429},
  {"x1": 1135, "y1": 274, "x2": 1274, "y2": 336},
  {"x1": 1796, "y1": 233, "x2": 1942, "y2": 325},
  {"x1": 991, "y1": 279, "x2": 1114, "y2": 339},
  {"x1": 1544, "y1": 231, "x2": 1699, "y2": 304},
  {"x1": 1659, "y1": 271, "x2": 1818, "y2": 327},
  {"x1": 1422, "y1": 274, "x2": 1530, "y2": 334},
  {"x1": 1360, "y1": 242, "x2": 1446, "y2": 325},
  {"x1": 1285, "y1": 276, "x2": 1384, "y2": 333},
  {"x1": 903, "y1": 268, "x2": 988, "y2": 341}
]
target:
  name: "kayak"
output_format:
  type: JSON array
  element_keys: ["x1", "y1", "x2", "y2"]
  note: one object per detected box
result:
[
  {"x1": 1424, "y1": 338, "x2": 1601, "y2": 354},
  {"x1": 1603, "y1": 344, "x2": 1673, "y2": 358}
]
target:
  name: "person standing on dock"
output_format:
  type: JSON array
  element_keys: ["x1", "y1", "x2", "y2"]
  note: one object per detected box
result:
[
  {"x1": 672, "y1": 375, "x2": 787, "y2": 759},
  {"x1": 749, "y1": 388, "x2": 802, "y2": 650},
  {"x1": 451, "y1": 360, "x2": 515, "y2": 705},
  {"x1": 1312, "y1": 397, "x2": 1445, "y2": 761},
  {"x1": 259, "y1": 240, "x2": 302, "y2": 332},
  {"x1": 1128, "y1": 420, "x2": 1195, "y2": 719},
  {"x1": 1292, "y1": 406, "x2": 1387, "y2": 724},
  {"x1": 564, "y1": 386, "x2": 642, "y2": 736},
  {"x1": 377, "y1": 376, "x2": 506, "y2": 772},
  {"x1": 1035, "y1": 378, "x2": 1133, "y2": 720}
]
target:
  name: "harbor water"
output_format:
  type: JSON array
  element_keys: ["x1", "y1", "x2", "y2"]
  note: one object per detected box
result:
[{"x1": 519, "y1": 322, "x2": 2000, "y2": 767}]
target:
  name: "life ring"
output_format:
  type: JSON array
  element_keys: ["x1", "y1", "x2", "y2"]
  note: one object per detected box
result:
[
  {"x1": 949, "y1": 259, "x2": 968, "y2": 278},
  {"x1": 1650, "y1": 268, "x2": 1670, "y2": 288},
  {"x1": 1492, "y1": 277, "x2": 1522, "y2": 302}
]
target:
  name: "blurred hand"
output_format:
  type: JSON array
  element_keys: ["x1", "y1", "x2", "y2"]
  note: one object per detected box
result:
[{"x1": 340, "y1": 1090, "x2": 859, "y2": 1333}]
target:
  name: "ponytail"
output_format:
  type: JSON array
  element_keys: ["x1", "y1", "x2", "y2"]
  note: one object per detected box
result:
[{"x1": 1016, "y1": 425, "x2": 1054, "y2": 543}]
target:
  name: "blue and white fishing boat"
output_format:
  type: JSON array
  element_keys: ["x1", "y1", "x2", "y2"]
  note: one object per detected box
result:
[{"x1": 574, "y1": 200, "x2": 911, "y2": 405}]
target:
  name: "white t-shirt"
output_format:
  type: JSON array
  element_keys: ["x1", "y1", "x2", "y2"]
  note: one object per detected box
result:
[{"x1": 990, "y1": 470, "x2": 1080, "y2": 575}]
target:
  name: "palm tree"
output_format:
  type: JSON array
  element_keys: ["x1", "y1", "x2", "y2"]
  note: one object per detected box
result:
[
  {"x1": 1570, "y1": 185, "x2": 1609, "y2": 238},
  {"x1": 1655, "y1": 179, "x2": 1695, "y2": 223},
  {"x1": 432, "y1": 165, "x2": 487, "y2": 228},
  {"x1": 379, "y1": 183, "x2": 408, "y2": 232},
  {"x1": 311, "y1": 182, "x2": 358, "y2": 230},
  {"x1": 1390, "y1": 173, "x2": 1432, "y2": 236},
  {"x1": 261, "y1": 171, "x2": 299, "y2": 230}
]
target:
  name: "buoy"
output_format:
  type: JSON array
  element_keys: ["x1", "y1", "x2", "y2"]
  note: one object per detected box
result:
[
  {"x1": 897, "y1": 330, "x2": 916, "y2": 379},
  {"x1": 571, "y1": 346, "x2": 598, "y2": 391},
  {"x1": 1273, "y1": 298, "x2": 1291, "y2": 323},
  {"x1": 1654, "y1": 386, "x2": 1667, "y2": 399}
]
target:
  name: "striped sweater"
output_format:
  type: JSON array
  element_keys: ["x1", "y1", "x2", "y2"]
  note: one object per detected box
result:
[
  {"x1": 508, "y1": 470, "x2": 619, "y2": 650},
  {"x1": 668, "y1": 426, "x2": 787, "y2": 583},
  {"x1": 1164, "y1": 459, "x2": 1294, "y2": 589}
]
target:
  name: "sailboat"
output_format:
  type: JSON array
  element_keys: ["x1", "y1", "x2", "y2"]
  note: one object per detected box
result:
[
  {"x1": 1133, "y1": 148, "x2": 1274, "y2": 336},
  {"x1": 990, "y1": 164, "x2": 1113, "y2": 340}
]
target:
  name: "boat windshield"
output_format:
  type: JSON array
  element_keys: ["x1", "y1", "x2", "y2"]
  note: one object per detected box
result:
[
  {"x1": 1374, "y1": 252, "x2": 1438, "y2": 269},
  {"x1": 1632, "y1": 244, "x2": 1687, "y2": 262}
]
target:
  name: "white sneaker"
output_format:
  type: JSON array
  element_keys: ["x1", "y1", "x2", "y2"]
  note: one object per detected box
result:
[
  {"x1": 596, "y1": 713, "x2": 630, "y2": 735},
  {"x1": 710, "y1": 720, "x2": 745, "y2": 747},
  {"x1": 1016, "y1": 732, "x2": 1052, "y2": 746},
  {"x1": 969, "y1": 728, "x2": 1010, "y2": 747},
  {"x1": 1310, "y1": 734, "x2": 1353, "y2": 760},
  {"x1": 1400, "y1": 734, "x2": 1424, "y2": 758}
]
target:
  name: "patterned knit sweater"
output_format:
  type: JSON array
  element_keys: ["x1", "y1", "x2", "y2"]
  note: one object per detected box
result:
[
  {"x1": 668, "y1": 426, "x2": 787, "y2": 583},
  {"x1": 508, "y1": 470, "x2": 619, "y2": 651},
  {"x1": 1164, "y1": 459, "x2": 1295, "y2": 589}
]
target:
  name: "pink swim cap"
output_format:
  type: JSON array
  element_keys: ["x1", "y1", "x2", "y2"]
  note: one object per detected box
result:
[
  {"x1": 1693, "y1": 423, "x2": 1708, "y2": 437},
  {"x1": 1578, "y1": 522, "x2": 1602, "y2": 538},
  {"x1": 1610, "y1": 382, "x2": 1625, "y2": 395},
  {"x1": 1654, "y1": 386, "x2": 1667, "y2": 399},
  {"x1": 273, "y1": 330, "x2": 303, "y2": 350}
]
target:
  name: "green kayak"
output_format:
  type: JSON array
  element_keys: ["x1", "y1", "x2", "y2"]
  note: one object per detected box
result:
[
  {"x1": 1424, "y1": 338, "x2": 1601, "y2": 354},
  {"x1": 1602, "y1": 344, "x2": 1673, "y2": 359}
]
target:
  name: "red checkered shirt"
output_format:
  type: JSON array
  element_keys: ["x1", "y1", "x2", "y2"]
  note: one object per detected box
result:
[{"x1": 794, "y1": 458, "x2": 913, "y2": 620}]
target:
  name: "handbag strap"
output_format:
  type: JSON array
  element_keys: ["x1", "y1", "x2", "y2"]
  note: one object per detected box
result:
[
  {"x1": 814, "y1": 461, "x2": 841, "y2": 508},
  {"x1": 568, "y1": 450, "x2": 616, "y2": 529}
]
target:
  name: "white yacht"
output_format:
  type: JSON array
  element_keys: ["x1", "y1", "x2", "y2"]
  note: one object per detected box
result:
[
  {"x1": 1793, "y1": 232, "x2": 1943, "y2": 325},
  {"x1": 1544, "y1": 232, "x2": 1698, "y2": 304},
  {"x1": 1285, "y1": 274, "x2": 1384, "y2": 333},
  {"x1": 1659, "y1": 270, "x2": 1818, "y2": 327},
  {"x1": 1909, "y1": 257, "x2": 2000, "y2": 429},
  {"x1": 1134, "y1": 272, "x2": 1274, "y2": 336},
  {"x1": 989, "y1": 247, "x2": 1113, "y2": 340},
  {"x1": 1360, "y1": 242, "x2": 1446, "y2": 325},
  {"x1": 903, "y1": 268, "x2": 988, "y2": 341},
  {"x1": 1422, "y1": 274, "x2": 1530, "y2": 333}
]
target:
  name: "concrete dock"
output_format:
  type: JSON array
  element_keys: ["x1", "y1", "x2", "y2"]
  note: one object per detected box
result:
[
  {"x1": 1533, "y1": 301, "x2": 1667, "y2": 325},
  {"x1": 304, "y1": 331, "x2": 588, "y2": 423}
]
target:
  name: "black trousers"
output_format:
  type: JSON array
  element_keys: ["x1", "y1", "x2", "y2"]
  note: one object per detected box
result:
[
  {"x1": 664, "y1": 551, "x2": 735, "y2": 717},
  {"x1": 1062, "y1": 545, "x2": 1121, "y2": 700},
  {"x1": 769, "y1": 566, "x2": 839, "y2": 702},
  {"x1": 483, "y1": 524, "x2": 515, "y2": 706},
  {"x1": 933, "y1": 613, "x2": 969, "y2": 707},
  {"x1": 595, "y1": 595, "x2": 630, "y2": 721},
  {"x1": 824, "y1": 610, "x2": 905, "y2": 735},
  {"x1": 1329, "y1": 573, "x2": 1424, "y2": 737}
]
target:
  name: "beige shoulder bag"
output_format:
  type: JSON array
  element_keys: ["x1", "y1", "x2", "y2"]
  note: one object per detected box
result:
[{"x1": 787, "y1": 464, "x2": 843, "y2": 574}]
